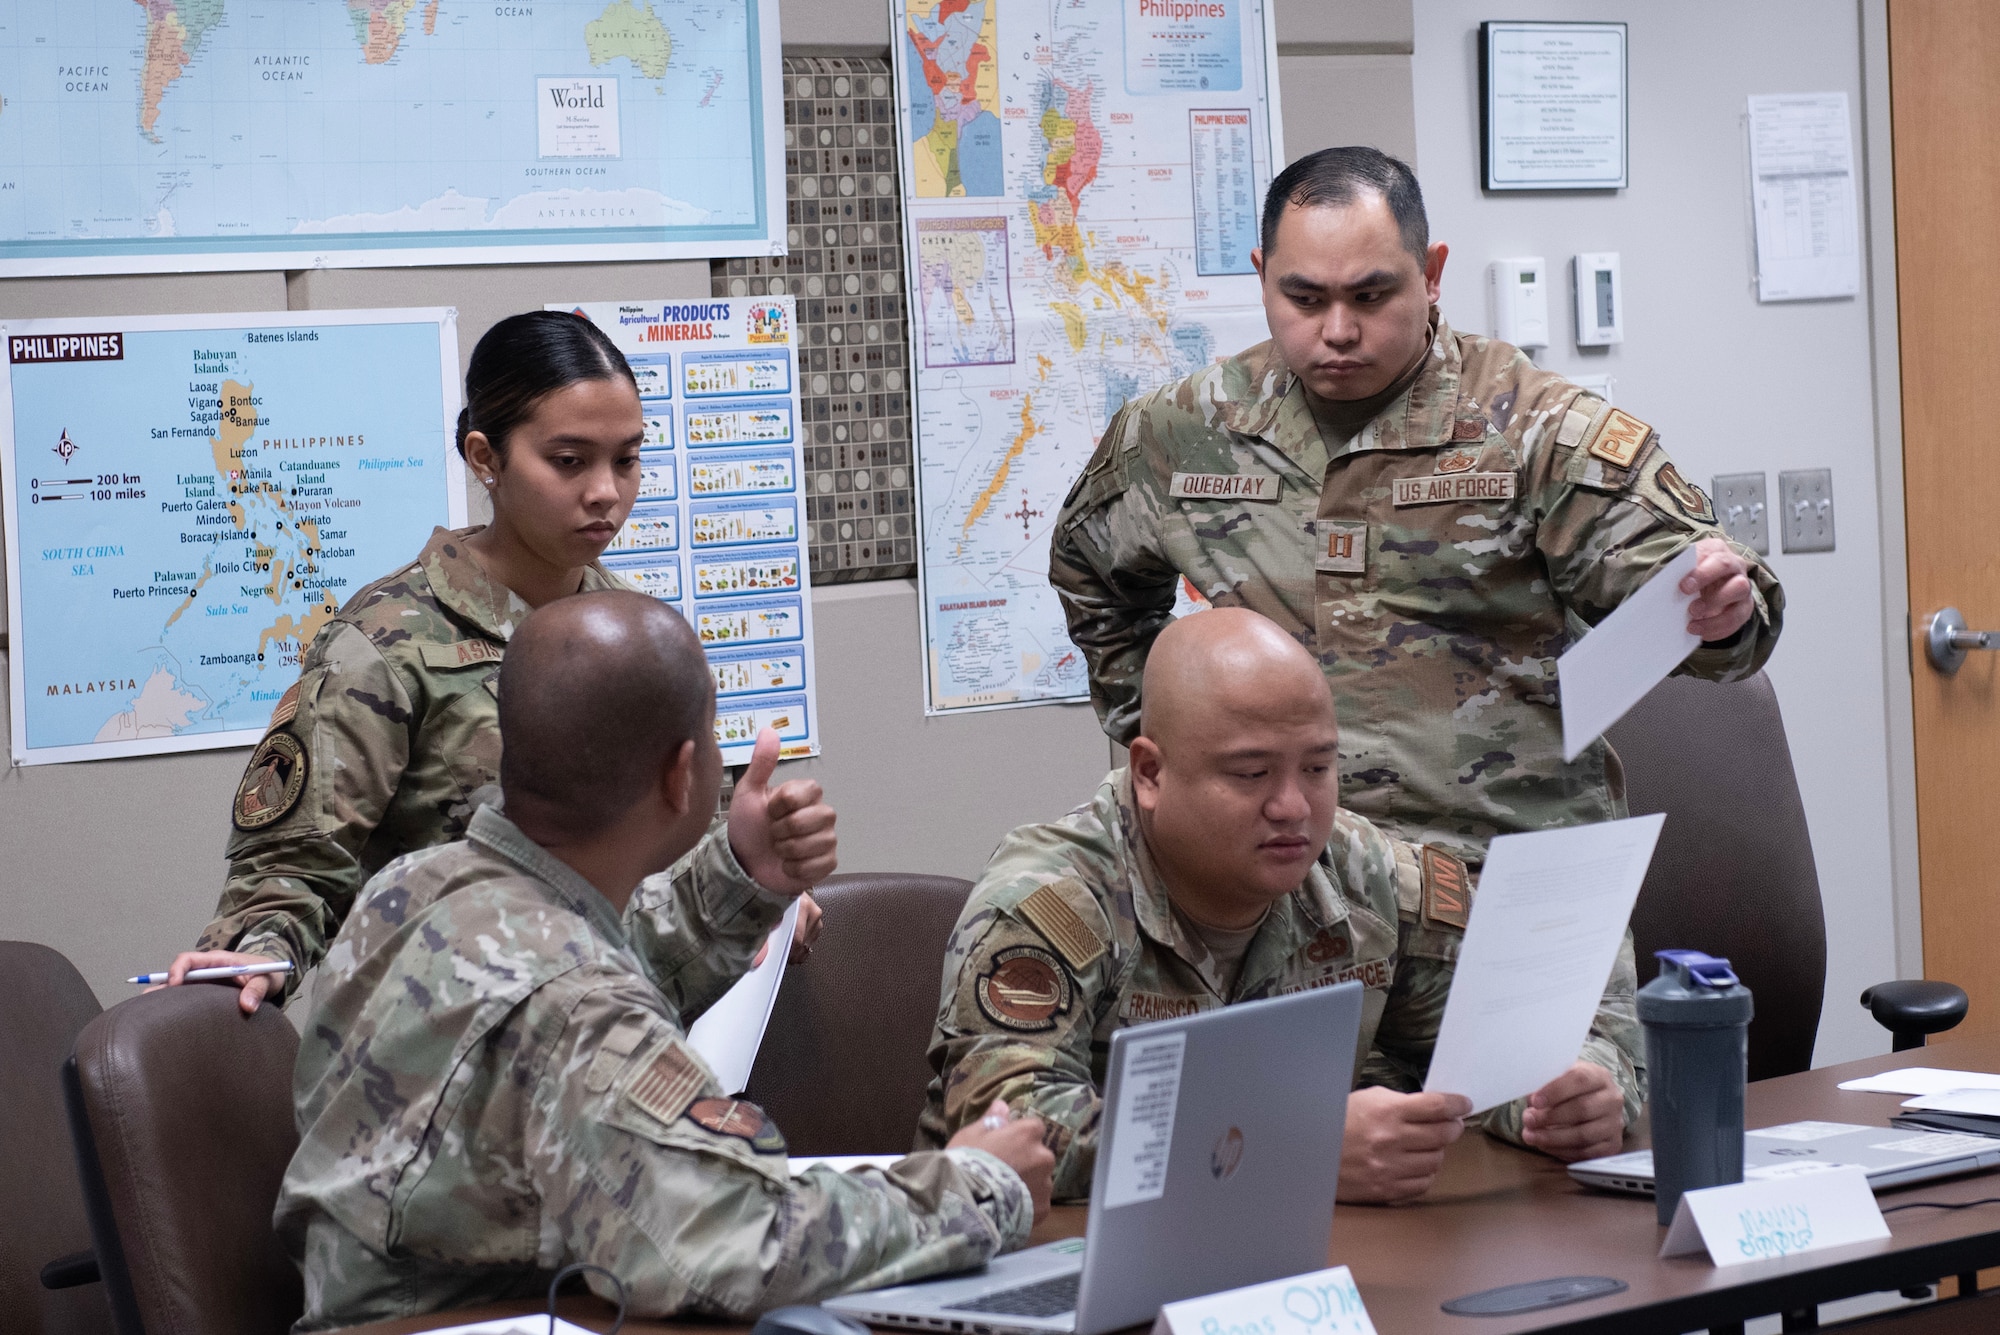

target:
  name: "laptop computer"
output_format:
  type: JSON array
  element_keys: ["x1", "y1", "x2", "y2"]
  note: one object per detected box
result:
[
  {"x1": 823, "y1": 982, "x2": 1365, "y2": 1335},
  {"x1": 1570, "y1": 1120, "x2": 2000, "y2": 1195}
]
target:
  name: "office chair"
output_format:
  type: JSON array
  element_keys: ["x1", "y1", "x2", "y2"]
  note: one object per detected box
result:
[
  {"x1": 64, "y1": 984, "x2": 302, "y2": 1335},
  {"x1": 1607, "y1": 670, "x2": 1965, "y2": 1076},
  {"x1": 743, "y1": 872, "x2": 974, "y2": 1154},
  {"x1": 0, "y1": 941, "x2": 114, "y2": 1335}
]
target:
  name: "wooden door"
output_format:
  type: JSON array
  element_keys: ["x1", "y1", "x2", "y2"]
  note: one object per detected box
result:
[{"x1": 1891, "y1": 0, "x2": 2000, "y2": 1034}]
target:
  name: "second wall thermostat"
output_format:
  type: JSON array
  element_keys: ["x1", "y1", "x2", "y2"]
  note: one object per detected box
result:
[{"x1": 1573, "y1": 252, "x2": 1623, "y2": 345}]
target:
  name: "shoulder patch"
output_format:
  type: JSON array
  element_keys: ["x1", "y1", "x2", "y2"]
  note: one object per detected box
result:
[
  {"x1": 1016, "y1": 882, "x2": 1106, "y2": 971},
  {"x1": 420, "y1": 639, "x2": 505, "y2": 670},
  {"x1": 624, "y1": 1039, "x2": 707, "y2": 1128},
  {"x1": 233, "y1": 731, "x2": 307, "y2": 831},
  {"x1": 684, "y1": 1098, "x2": 788, "y2": 1155},
  {"x1": 976, "y1": 944, "x2": 1073, "y2": 1032},
  {"x1": 1420, "y1": 846, "x2": 1473, "y2": 930},
  {"x1": 1586, "y1": 408, "x2": 1654, "y2": 469},
  {"x1": 266, "y1": 680, "x2": 301, "y2": 732},
  {"x1": 584, "y1": 1012, "x2": 657, "y2": 1093},
  {"x1": 1654, "y1": 462, "x2": 1716, "y2": 524}
]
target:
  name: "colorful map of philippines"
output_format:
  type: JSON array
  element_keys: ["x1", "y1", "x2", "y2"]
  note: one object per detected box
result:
[{"x1": 906, "y1": 0, "x2": 1002, "y2": 197}]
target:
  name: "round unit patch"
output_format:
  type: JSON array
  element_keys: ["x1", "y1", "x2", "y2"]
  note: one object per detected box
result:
[
  {"x1": 233, "y1": 731, "x2": 307, "y2": 831},
  {"x1": 976, "y1": 945, "x2": 1072, "y2": 1032}
]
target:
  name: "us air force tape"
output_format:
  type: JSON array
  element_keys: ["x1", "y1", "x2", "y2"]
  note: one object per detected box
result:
[{"x1": 232, "y1": 731, "x2": 307, "y2": 831}]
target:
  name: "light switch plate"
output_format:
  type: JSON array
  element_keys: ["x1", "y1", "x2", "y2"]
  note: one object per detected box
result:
[
  {"x1": 1712, "y1": 472, "x2": 1769, "y2": 555},
  {"x1": 1778, "y1": 468, "x2": 1835, "y2": 553}
]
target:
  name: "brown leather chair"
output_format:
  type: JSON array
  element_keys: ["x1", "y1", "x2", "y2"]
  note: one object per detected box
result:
[
  {"x1": 64, "y1": 984, "x2": 303, "y2": 1335},
  {"x1": 1608, "y1": 671, "x2": 1828, "y2": 1080},
  {"x1": 743, "y1": 872, "x2": 974, "y2": 1154},
  {"x1": 0, "y1": 941, "x2": 114, "y2": 1335}
]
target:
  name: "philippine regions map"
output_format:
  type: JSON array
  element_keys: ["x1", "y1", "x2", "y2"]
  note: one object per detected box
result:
[
  {"x1": 896, "y1": 0, "x2": 1279, "y2": 711},
  {"x1": 1, "y1": 311, "x2": 461, "y2": 765},
  {"x1": 0, "y1": 0, "x2": 783, "y2": 274}
]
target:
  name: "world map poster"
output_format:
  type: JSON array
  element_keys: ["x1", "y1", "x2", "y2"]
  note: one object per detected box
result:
[
  {"x1": 0, "y1": 0, "x2": 784, "y2": 274},
  {"x1": 895, "y1": 0, "x2": 1281, "y2": 712},
  {"x1": 1, "y1": 309, "x2": 462, "y2": 765}
]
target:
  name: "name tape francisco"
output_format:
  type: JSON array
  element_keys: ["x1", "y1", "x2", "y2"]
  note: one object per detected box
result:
[
  {"x1": 1169, "y1": 471, "x2": 1279, "y2": 501},
  {"x1": 9, "y1": 333, "x2": 125, "y2": 363}
]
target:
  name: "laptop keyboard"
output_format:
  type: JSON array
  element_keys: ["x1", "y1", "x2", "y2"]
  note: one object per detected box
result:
[{"x1": 943, "y1": 1273, "x2": 1081, "y2": 1318}]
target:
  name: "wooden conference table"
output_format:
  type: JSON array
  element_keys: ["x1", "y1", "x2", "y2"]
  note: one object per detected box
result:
[{"x1": 347, "y1": 1034, "x2": 2000, "y2": 1335}]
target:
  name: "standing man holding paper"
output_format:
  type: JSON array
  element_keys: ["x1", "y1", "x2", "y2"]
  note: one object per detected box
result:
[{"x1": 1051, "y1": 147, "x2": 1784, "y2": 866}]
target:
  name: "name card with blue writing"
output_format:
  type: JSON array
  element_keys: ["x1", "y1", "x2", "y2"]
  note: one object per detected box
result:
[
  {"x1": 1659, "y1": 1165, "x2": 1888, "y2": 1266},
  {"x1": 1149, "y1": 1265, "x2": 1376, "y2": 1335}
]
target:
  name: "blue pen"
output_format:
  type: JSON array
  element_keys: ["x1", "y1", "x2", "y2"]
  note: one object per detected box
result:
[{"x1": 128, "y1": 961, "x2": 294, "y2": 985}]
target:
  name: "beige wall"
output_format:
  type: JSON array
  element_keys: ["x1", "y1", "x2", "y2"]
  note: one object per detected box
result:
[{"x1": 0, "y1": 0, "x2": 1417, "y2": 1009}]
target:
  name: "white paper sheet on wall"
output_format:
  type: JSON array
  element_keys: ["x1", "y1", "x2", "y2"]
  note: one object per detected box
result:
[{"x1": 1748, "y1": 92, "x2": 1861, "y2": 302}]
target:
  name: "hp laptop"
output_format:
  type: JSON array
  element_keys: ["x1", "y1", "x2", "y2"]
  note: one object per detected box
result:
[
  {"x1": 1570, "y1": 1120, "x2": 2000, "y2": 1195},
  {"x1": 823, "y1": 982, "x2": 1364, "y2": 1335}
]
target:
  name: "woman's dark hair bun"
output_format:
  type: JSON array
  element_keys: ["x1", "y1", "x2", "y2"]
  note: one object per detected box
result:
[{"x1": 457, "y1": 310, "x2": 636, "y2": 461}]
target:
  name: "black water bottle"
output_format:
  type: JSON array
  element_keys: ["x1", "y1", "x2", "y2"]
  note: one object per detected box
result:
[{"x1": 1640, "y1": 949, "x2": 1754, "y2": 1224}]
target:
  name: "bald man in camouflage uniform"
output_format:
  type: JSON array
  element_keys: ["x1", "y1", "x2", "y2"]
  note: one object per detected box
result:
[
  {"x1": 921, "y1": 610, "x2": 1642, "y2": 1205},
  {"x1": 280, "y1": 591, "x2": 1047, "y2": 1330},
  {"x1": 1051, "y1": 149, "x2": 1783, "y2": 865}
]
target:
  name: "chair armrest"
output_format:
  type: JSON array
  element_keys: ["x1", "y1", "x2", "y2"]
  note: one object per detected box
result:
[
  {"x1": 1860, "y1": 980, "x2": 1969, "y2": 1039},
  {"x1": 39, "y1": 1249, "x2": 100, "y2": 1290}
]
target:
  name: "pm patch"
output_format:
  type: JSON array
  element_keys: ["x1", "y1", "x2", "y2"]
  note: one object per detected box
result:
[
  {"x1": 1655, "y1": 463, "x2": 1716, "y2": 524},
  {"x1": 232, "y1": 731, "x2": 307, "y2": 831},
  {"x1": 684, "y1": 1098, "x2": 788, "y2": 1155},
  {"x1": 976, "y1": 945, "x2": 1072, "y2": 1032},
  {"x1": 1586, "y1": 408, "x2": 1654, "y2": 469},
  {"x1": 1421, "y1": 846, "x2": 1473, "y2": 930},
  {"x1": 1017, "y1": 882, "x2": 1105, "y2": 971}
]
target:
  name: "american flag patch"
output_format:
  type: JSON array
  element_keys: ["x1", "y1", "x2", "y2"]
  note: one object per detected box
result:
[
  {"x1": 624, "y1": 1041, "x2": 707, "y2": 1127},
  {"x1": 1017, "y1": 882, "x2": 1104, "y2": 971}
]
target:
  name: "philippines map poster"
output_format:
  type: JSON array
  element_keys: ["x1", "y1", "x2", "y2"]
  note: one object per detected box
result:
[
  {"x1": 0, "y1": 309, "x2": 462, "y2": 766},
  {"x1": 561, "y1": 296, "x2": 821, "y2": 767},
  {"x1": 895, "y1": 0, "x2": 1282, "y2": 713},
  {"x1": 0, "y1": 0, "x2": 785, "y2": 274}
]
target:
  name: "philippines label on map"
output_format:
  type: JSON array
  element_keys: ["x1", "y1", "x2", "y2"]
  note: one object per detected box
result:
[
  {"x1": 558, "y1": 297, "x2": 821, "y2": 766},
  {"x1": 1, "y1": 309, "x2": 463, "y2": 766},
  {"x1": 895, "y1": 0, "x2": 1281, "y2": 712},
  {"x1": 0, "y1": 0, "x2": 785, "y2": 275}
]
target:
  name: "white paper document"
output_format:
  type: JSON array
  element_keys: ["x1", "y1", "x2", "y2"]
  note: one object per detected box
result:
[
  {"x1": 1102, "y1": 1031, "x2": 1188, "y2": 1209},
  {"x1": 789, "y1": 1154, "x2": 904, "y2": 1175},
  {"x1": 685, "y1": 898, "x2": 800, "y2": 1096},
  {"x1": 1748, "y1": 92, "x2": 1861, "y2": 302},
  {"x1": 1836, "y1": 1067, "x2": 2000, "y2": 1096},
  {"x1": 1903, "y1": 1088, "x2": 2000, "y2": 1117},
  {"x1": 1558, "y1": 546, "x2": 1700, "y2": 761},
  {"x1": 1423, "y1": 814, "x2": 1666, "y2": 1114}
]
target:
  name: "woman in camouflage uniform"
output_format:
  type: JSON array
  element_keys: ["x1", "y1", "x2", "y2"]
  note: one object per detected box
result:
[{"x1": 161, "y1": 311, "x2": 820, "y2": 1012}]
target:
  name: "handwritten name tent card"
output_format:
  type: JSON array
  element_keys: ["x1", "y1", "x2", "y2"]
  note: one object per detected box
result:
[
  {"x1": 1660, "y1": 1165, "x2": 1887, "y2": 1266},
  {"x1": 1150, "y1": 1266, "x2": 1376, "y2": 1335}
]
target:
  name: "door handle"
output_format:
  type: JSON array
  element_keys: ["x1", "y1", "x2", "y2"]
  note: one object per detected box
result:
[{"x1": 1925, "y1": 607, "x2": 2000, "y2": 674}]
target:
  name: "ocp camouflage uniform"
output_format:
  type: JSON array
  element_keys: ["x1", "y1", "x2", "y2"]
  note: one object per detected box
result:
[
  {"x1": 278, "y1": 803, "x2": 1031, "y2": 1332},
  {"x1": 915, "y1": 769, "x2": 1642, "y2": 1200},
  {"x1": 1050, "y1": 321, "x2": 1785, "y2": 863},
  {"x1": 199, "y1": 526, "x2": 632, "y2": 1002}
]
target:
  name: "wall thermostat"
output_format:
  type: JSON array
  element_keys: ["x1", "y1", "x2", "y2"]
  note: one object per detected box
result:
[
  {"x1": 1486, "y1": 257, "x2": 1548, "y2": 349},
  {"x1": 1573, "y1": 252, "x2": 1623, "y2": 345}
]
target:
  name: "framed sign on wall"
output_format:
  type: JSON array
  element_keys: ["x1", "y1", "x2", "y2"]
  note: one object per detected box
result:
[{"x1": 1479, "y1": 20, "x2": 1629, "y2": 191}]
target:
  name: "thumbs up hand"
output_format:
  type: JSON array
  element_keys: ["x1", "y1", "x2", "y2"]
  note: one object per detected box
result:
[{"x1": 726, "y1": 726, "x2": 838, "y2": 896}]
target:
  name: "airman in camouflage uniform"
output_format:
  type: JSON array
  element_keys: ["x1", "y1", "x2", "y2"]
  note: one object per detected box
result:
[
  {"x1": 917, "y1": 768, "x2": 1642, "y2": 1200},
  {"x1": 1050, "y1": 322, "x2": 1784, "y2": 864},
  {"x1": 199, "y1": 525, "x2": 623, "y2": 1001},
  {"x1": 280, "y1": 803, "x2": 1032, "y2": 1331}
]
